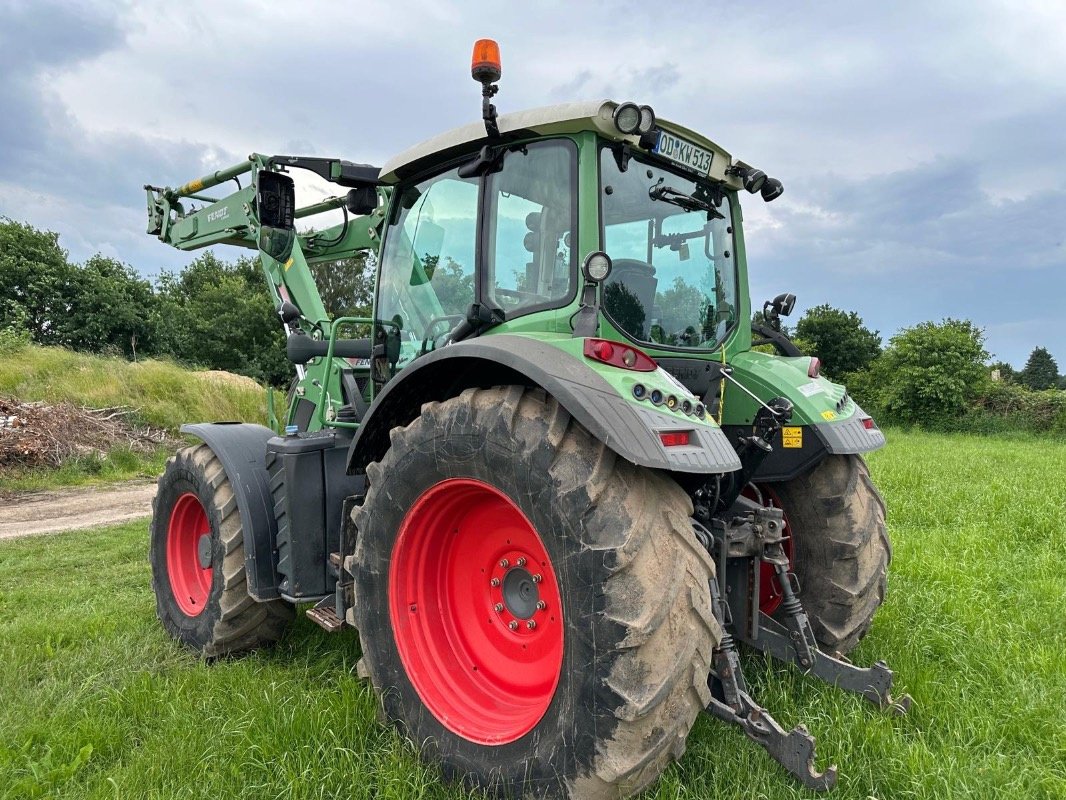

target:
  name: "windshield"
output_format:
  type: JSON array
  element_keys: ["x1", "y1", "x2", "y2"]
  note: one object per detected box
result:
[{"x1": 600, "y1": 147, "x2": 738, "y2": 350}]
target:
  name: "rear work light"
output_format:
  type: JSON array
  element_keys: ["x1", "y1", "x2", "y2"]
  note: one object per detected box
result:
[
  {"x1": 583, "y1": 338, "x2": 657, "y2": 372},
  {"x1": 659, "y1": 431, "x2": 692, "y2": 447}
]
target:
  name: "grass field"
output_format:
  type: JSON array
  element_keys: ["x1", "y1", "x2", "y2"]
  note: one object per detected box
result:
[{"x1": 1, "y1": 430, "x2": 1063, "y2": 799}]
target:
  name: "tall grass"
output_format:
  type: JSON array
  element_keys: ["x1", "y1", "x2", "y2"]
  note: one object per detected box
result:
[
  {"x1": 0, "y1": 431, "x2": 1063, "y2": 798},
  {"x1": 0, "y1": 343, "x2": 271, "y2": 432},
  {"x1": 0, "y1": 343, "x2": 276, "y2": 493}
]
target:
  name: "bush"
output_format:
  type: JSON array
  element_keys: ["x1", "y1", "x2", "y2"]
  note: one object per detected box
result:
[
  {"x1": 794, "y1": 304, "x2": 881, "y2": 379},
  {"x1": 968, "y1": 382, "x2": 1066, "y2": 435},
  {"x1": 876, "y1": 319, "x2": 990, "y2": 426}
]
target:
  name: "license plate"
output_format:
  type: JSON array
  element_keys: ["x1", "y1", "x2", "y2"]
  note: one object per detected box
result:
[{"x1": 654, "y1": 131, "x2": 714, "y2": 174}]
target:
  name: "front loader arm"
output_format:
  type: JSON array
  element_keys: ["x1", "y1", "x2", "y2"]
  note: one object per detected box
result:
[{"x1": 145, "y1": 153, "x2": 388, "y2": 333}]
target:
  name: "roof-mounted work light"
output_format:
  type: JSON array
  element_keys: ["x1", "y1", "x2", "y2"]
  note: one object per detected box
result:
[
  {"x1": 726, "y1": 165, "x2": 768, "y2": 194},
  {"x1": 614, "y1": 102, "x2": 656, "y2": 136},
  {"x1": 760, "y1": 177, "x2": 784, "y2": 202}
]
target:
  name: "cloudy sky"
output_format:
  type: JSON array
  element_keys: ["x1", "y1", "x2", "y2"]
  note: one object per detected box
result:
[{"x1": 1, "y1": 0, "x2": 1063, "y2": 367}]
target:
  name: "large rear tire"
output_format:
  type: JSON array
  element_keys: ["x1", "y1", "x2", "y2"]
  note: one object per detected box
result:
[
  {"x1": 772, "y1": 453, "x2": 890, "y2": 654},
  {"x1": 350, "y1": 387, "x2": 721, "y2": 799},
  {"x1": 150, "y1": 443, "x2": 293, "y2": 657}
]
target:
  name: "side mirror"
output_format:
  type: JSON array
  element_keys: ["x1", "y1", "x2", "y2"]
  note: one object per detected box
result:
[
  {"x1": 346, "y1": 185, "x2": 378, "y2": 216},
  {"x1": 772, "y1": 292, "x2": 796, "y2": 318},
  {"x1": 257, "y1": 171, "x2": 296, "y2": 261},
  {"x1": 762, "y1": 292, "x2": 796, "y2": 332},
  {"x1": 257, "y1": 171, "x2": 295, "y2": 230}
]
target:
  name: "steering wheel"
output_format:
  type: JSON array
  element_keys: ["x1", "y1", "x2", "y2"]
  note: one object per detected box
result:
[
  {"x1": 495, "y1": 287, "x2": 539, "y2": 302},
  {"x1": 421, "y1": 315, "x2": 466, "y2": 354}
]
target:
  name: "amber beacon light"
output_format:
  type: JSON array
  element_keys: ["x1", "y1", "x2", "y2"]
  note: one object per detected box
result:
[{"x1": 471, "y1": 39, "x2": 502, "y2": 83}]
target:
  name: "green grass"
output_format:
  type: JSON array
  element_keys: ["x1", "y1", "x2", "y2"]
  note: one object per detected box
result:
[
  {"x1": 0, "y1": 448, "x2": 170, "y2": 496},
  {"x1": 0, "y1": 343, "x2": 278, "y2": 494},
  {"x1": 1, "y1": 431, "x2": 1063, "y2": 799}
]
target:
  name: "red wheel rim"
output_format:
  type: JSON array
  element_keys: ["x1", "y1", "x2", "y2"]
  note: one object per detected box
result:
[
  {"x1": 743, "y1": 484, "x2": 794, "y2": 615},
  {"x1": 388, "y1": 478, "x2": 564, "y2": 745},
  {"x1": 166, "y1": 492, "x2": 213, "y2": 617}
]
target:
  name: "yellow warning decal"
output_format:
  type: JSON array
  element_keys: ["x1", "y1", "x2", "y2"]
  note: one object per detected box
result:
[
  {"x1": 821, "y1": 410, "x2": 837, "y2": 421},
  {"x1": 781, "y1": 426, "x2": 803, "y2": 448},
  {"x1": 284, "y1": 257, "x2": 294, "y2": 271}
]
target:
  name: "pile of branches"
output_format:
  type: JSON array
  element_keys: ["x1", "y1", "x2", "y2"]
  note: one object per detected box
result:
[{"x1": 0, "y1": 396, "x2": 172, "y2": 469}]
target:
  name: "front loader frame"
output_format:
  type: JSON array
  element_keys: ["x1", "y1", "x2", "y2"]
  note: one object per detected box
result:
[{"x1": 145, "y1": 154, "x2": 389, "y2": 432}]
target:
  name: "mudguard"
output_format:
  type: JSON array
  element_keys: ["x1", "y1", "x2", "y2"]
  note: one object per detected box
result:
[
  {"x1": 347, "y1": 334, "x2": 742, "y2": 475},
  {"x1": 179, "y1": 422, "x2": 281, "y2": 601}
]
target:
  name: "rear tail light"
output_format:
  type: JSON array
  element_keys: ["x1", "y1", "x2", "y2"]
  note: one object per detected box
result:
[
  {"x1": 583, "y1": 338, "x2": 657, "y2": 372},
  {"x1": 808, "y1": 357, "x2": 821, "y2": 378},
  {"x1": 659, "y1": 431, "x2": 692, "y2": 447},
  {"x1": 862, "y1": 417, "x2": 877, "y2": 430}
]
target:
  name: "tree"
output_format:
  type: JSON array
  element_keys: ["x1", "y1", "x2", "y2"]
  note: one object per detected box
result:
[
  {"x1": 308, "y1": 251, "x2": 374, "y2": 319},
  {"x1": 58, "y1": 255, "x2": 157, "y2": 357},
  {"x1": 1019, "y1": 347, "x2": 1059, "y2": 391},
  {"x1": 876, "y1": 319, "x2": 989, "y2": 424},
  {"x1": 794, "y1": 304, "x2": 881, "y2": 379},
  {"x1": 156, "y1": 254, "x2": 290, "y2": 386},
  {"x1": 0, "y1": 218, "x2": 75, "y2": 345}
]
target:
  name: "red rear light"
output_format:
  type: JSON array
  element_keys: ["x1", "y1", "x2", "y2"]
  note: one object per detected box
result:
[
  {"x1": 862, "y1": 417, "x2": 877, "y2": 430},
  {"x1": 808, "y1": 357, "x2": 821, "y2": 378},
  {"x1": 593, "y1": 340, "x2": 614, "y2": 361},
  {"x1": 583, "y1": 338, "x2": 657, "y2": 372},
  {"x1": 659, "y1": 431, "x2": 691, "y2": 447}
]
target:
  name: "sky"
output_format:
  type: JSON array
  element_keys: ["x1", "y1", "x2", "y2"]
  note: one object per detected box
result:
[{"x1": 1, "y1": 0, "x2": 1063, "y2": 368}]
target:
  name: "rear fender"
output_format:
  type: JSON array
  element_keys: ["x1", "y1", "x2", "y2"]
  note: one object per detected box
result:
[{"x1": 347, "y1": 334, "x2": 742, "y2": 476}]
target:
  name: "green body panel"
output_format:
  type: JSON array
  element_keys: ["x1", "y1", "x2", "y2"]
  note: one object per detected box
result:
[{"x1": 717, "y1": 351, "x2": 855, "y2": 427}]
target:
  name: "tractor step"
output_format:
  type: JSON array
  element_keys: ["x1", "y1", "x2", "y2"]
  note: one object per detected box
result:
[{"x1": 306, "y1": 602, "x2": 345, "y2": 633}]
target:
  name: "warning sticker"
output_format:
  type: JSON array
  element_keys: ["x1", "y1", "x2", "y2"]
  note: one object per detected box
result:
[
  {"x1": 781, "y1": 426, "x2": 803, "y2": 448},
  {"x1": 821, "y1": 410, "x2": 837, "y2": 421},
  {"x1": 798, "y1": 381, "x2": 823, "y2": 397}
]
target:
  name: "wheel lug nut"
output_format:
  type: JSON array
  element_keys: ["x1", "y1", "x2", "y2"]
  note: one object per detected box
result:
[
  {"x1": 526, "y1": 620, "x2": 536, "y2": 630},
  {"x1": 516, "y1": 557, "x2": 526, "y2": 567},
  {"x1": 508, "y1": 620, "x2": 519, "y2": 631},
  {"x1": 499, "y1": 559, "x2": 509, "y2": 568},
  {"x1": 490, "y1": 577, "x2": 500, "y2": 587},
  {"x1": 494, "y1": 603, "x2": 504, "y2": 612},
  {"x1": 536, "y1": 600, "x2": 546, "y2": 610},
  {"x1": 532, "y1": 574, "x2": 542, "y2": 583}
]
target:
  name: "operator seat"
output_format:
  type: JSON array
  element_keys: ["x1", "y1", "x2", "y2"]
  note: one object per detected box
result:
[{"x1": 605, "y1": 259, "x2": 658, "y2": 339}]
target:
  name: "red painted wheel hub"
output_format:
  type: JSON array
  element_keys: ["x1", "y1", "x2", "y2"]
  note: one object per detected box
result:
[
  {"x1": 167, "y1": 492, "x2": 213, "y2": 617},
  {"x1": 743, "y1": 485, "x2": 794, "y2": 615},
  {"x1": 388, "y1": 478, "x2": 564, "y2": 745}
]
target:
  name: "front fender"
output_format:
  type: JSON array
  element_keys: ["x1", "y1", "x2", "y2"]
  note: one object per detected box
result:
[
  {"x1": 347, "y1": 335, "x2": 741, "y2": 475},
  {"x1": 179, "y1": 422, "x2": 281, "y2": 601}
]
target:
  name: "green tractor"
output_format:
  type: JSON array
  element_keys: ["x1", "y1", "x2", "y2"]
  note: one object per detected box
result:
[{"x1": 144, "y1": 40, "x2": 908, "y2": 799}]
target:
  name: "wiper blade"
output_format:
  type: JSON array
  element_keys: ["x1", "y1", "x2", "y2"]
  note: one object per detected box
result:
[{"x1": 649, "y1": 179, "x2": 724, "y2": 219}]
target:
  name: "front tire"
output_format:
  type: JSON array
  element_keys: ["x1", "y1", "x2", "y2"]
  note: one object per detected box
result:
[
  {"x1": 351, "y1": 387, "x2": 721, "y2": 799},
  {"x1": 150, "y1": 443, "x2": 293, "y2": 657},
  {"x1": 772, "y1": 454, "x2": 890, "y2": 654}
]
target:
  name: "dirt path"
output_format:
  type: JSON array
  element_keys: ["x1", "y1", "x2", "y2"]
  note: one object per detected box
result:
[{"x1": 0, "y1": 482, "x2": 157, "y2": 540}]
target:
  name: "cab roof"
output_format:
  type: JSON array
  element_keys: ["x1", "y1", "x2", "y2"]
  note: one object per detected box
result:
[{"x1": 380, "y1": 99, "x2": 746, "y2": 190}]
